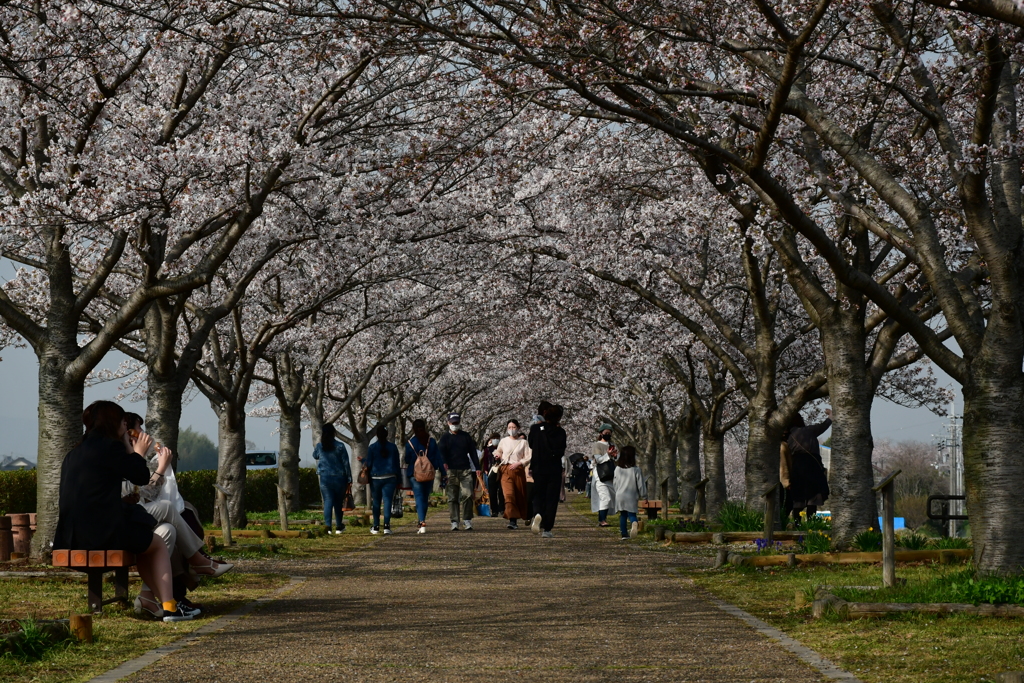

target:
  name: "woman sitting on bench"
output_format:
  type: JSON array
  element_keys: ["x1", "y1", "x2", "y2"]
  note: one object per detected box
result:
[{"x1": 53, "y1": 400, "x2": 195, "y2": 622}]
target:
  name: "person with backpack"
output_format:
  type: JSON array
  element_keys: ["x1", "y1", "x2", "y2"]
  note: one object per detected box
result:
[
  {"x1": 494, "y1": 419, "x2": 531, "y2": 530},
  {"x1": 781, "y1": 408, "x2": 832, "y2": 525},
  {"x1": 528, "y1": 402, "x2": 567, "y2": 538},
  {"x1": 313, "y1": 424, "x2": 352, "y2": 534},
  {"x1": 437, "y1": 413, "x2": 481, "y2": 531},
  {"x1": 613, "y1": 446, "x2": 647, "y2": 540},
  {"x1": 404, "y1": 419, "x2": 446, "y2": 534},
  {"x1": 589, "y1": 424, "x2": 618, "y2": 527},
  {"x1": 365, "y1": 424, "x2": 402, "y2": 535}
]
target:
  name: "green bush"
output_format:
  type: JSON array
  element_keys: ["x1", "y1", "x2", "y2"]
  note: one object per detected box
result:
[
  {"x1": 852, "y1": 528, "x2": 883, "y2": 552},
  {"x1": 896, "y1": 532, "x2": 930, "y2": 550},
  {"x1": 645, "y1": 518, "x2": 681, "y2": 532},
  {"x1": 176, "y1": 468, "x2": 323, "y2": 523},
  {"x1": 797, "y1": 513, "x2": 831, "y2": 532},
  {"x1": 800, "y1": 531, "x2": 832, "y2": 554},
  {"x1": 716, "y1": 501, "x2": 763, "y2": 531},
  {"x1": 0, "y1": 470, "x2": 36, "y2": 516},
  {"x1": 932, "y1": 536, "x2": 972, "y2": 550}
]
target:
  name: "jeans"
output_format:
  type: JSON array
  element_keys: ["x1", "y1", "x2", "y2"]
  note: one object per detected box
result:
[
  {"x1": 371, "y1": 476, "x2": 398, "y2": 527},
  {"x1": 531, "y1": 467, "x2": 562, "y2": 532},
  {"x1": 619, "y1": 511, "x2": 639, "y2": 537},
  {"x1": 598, "y1": 509, "x2": 608, "y2": 523},
  {"x1": 412, "y1": 479, "x2": 433, "y2": 523},
  {"x1": 319, "y1": 475, "x2": 349, "y2": 530},
  {"x1": 447, "y1": 469, "x2": 475, "y2": 522}
]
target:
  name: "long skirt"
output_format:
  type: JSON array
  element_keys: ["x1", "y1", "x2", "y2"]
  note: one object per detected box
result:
[{"x1": 501, "y1": 465, "x2": 528, "y2": 520}]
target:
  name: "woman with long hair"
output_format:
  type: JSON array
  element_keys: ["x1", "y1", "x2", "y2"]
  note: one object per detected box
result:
[
  {"x1": 781, "y1": 408, "x2": 832, "y2": 525},
  {"x1": 404, "y1": 419, "x2": 445, "y2": 533},
  {"x1": 53, "y1": 401, "x2": 195, "y2": 622},
  {"x1": 313, "y1": 424, "x2": 352, "y2": 534},
  {"x1": 365, "y1": 424, "x2": 402, "y2": 535},
  {"x1": 494, "y1": 419, "x2": 531, "y2": 530}
]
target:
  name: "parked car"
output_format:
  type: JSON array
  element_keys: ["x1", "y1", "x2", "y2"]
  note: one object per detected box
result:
[{"x1": 245, "y1": 450, "x2": 278, "y2": 470}]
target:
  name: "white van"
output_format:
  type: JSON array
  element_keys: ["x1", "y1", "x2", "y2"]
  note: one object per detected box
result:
[{"x1": 245, "y1": 450, "x2": 278, "y2": 470}]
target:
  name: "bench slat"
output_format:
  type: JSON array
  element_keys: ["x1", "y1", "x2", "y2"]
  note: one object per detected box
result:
[
  {"x1": 52, "y1": 549, "x2": 70, "y2": 566},
  {"x1": 70, "y1": 550, "x2": 89, "y2": 567}
]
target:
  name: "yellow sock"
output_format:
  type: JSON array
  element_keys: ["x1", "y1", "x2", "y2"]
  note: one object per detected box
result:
[{"x1": 162, "y1": 601, "x2": 176, "y2": 612}]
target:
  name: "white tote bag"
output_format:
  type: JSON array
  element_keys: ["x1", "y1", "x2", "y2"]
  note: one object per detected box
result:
[{"x1": 154, "y1": 466, "x2": 185, "y2": 513}]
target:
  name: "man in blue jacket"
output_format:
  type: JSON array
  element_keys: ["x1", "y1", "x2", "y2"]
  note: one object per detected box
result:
[{"x1": 437, "y1": 413, "x2": 480, "y2": 531}]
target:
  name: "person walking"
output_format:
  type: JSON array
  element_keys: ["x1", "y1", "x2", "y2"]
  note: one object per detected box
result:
[
  {"x1": 590, "y1": 424, "x2": 618, "y2": 527},
  {"x1": 313, "y1": 424, "x2": 352, "y2": 534},
  {"x1": 438, "y1": 413, "x2": 480, "y2": 531},
  {"x1": 613, "y1": 446, "x2": 646, "y2": 540},
  {"x1": 365, "y1": 424, "x2": 401, "y2": 535},
  {"x1": 404, "y1": 419, "x2": 446, "y2": 534},
  {"x1": 494, "y1": 419, "x2": 531, "y2": 529},
  {"x1": 781, "y1": 408, "x2": 832, "y2": 525},
  {"x1": 528, "y1": 402, "x2": 567, "y2": 538},
  {"x1": 480, "y1": 433, "x2": 504, "y2": 517}
]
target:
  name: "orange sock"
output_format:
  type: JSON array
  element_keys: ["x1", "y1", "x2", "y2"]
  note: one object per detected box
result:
[{"x1": 162, "y1": 601, "x2": 176, "y2": 612}]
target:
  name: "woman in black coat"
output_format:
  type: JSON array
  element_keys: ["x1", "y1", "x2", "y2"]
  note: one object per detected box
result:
[
  {"x1": 781, "y1": 408, "x2": 832, "y2": 524},
  {"x1": 53, "y1": 400, "x2": 193, "y2": 622}
]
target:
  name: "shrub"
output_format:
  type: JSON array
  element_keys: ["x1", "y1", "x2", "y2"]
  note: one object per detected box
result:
[
  {"x1": 0, "y1": 470, "x2": 36, "y2": 516},
  {"x1": 177, "y1": 468, "x2": 323, "y2": 523},
  {"x1": 797, "y1": 512, "x2": 831, "y2": 532},
  {"x1": 932, "y1": 536, "x2": 972, "y2": 550},
  {"x1": 896, "y1": 531, "x2": 929, "y2": 550},
  {"x1": 0, "y1": 620, "x2": 71, "y2": 662},
  {"x1": 645, "y1": 518, "x2": 681, "y2": 532},
  {"x1": 680, "y1": 519, "x2": 709, "y2": 533},
  {"x1": 175, "y1": 469, "x2": 218, "y2": 522},
  {"x1": 852, "y1": 528, "x2": 883, "y2": 552},
  {"x1": 950, "y1": 572, "x2": 1024, "y2": 605},
  {"x1": 800, "y1": 531, "x2": 832, "y2": 554},
  {"x1": 716, "y1": 501, "x2": 763, "y2": 531}
]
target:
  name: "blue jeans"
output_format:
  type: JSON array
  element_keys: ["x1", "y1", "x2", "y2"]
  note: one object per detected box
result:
[
  {"x1": 412, "y1": 479, "x2": 433, "y2": 523},
  {"x1": 371, "y1": 476, "x2": 398, "y2": 528},
  {"x1": 598, "y1": 509, "x2": 609, "y2": 523},
  {"x1": 619, "y1": 511, "x2": 638, "y2": 537},
  {"x1": 319, "y1": 475, "x2": 349, "y2": 530}
]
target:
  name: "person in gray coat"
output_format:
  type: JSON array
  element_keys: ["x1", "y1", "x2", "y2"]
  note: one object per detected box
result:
[{"x1": 612, "y1": 446, "x2": 647, "y2": 539}]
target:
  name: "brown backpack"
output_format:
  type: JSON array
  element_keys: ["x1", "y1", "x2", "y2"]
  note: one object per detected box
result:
[{"x1": 410, "y1": 440, "x2": 435, "y2": 483}]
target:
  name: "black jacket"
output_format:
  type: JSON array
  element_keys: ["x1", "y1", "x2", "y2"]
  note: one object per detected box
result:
[
  {"x1": 438, "y1": 431, "x2": 480, "y2": 471},
  {"x1": 787, "y1": 419, "x2": 831, "y2": 503},
  {"x1": 528, "y1": 422, "x2": 567, "y2": 473},
  {"x1": 53, "y1": 434, "x2": 155, "y2": 552}
]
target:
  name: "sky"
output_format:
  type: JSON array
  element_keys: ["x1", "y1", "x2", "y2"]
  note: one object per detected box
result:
[{"x1": 0, "y1": 342, "x2": 962, "y2": 467}]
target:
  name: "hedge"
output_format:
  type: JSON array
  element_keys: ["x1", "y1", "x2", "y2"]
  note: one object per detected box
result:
[
  {"x1": 0, "y1": 470, "x2": 36, "y2": 516},
  {"x1": 0, "y1": 468, "x2": 322, "y2": 523}
]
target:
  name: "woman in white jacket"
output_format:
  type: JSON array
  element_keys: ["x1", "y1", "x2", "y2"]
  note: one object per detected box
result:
[
  {"x1": 590, "y1": 424, "x2": 617, "y2": 526},
  {"x1": 613, "y1": 445, "x2": 646, "y2": 540}
]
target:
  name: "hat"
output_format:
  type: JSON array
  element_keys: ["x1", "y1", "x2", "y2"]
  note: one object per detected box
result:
[
  {"x1": 448, "y1": 413, "x2": 461, "y2": 424},
  {"x1": 598, "y1": 423, "x2": 613, "y2": 432}
]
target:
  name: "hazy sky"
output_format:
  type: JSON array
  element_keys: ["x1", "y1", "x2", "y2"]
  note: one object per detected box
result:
[{"x1": 0, "y1": 342, "x2": 961, "y2": 465}]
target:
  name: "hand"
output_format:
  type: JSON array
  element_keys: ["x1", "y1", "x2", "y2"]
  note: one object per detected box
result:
[
  {"x1": 122, "y1": 491, "x2": 140, "y2": 505},
  {"x1": 824, "y1": 408, "x2": 833, "y2": 418},
  {"x1": 132, "y1": 432, "x2": 154, "y2": 457},
  {"x1": 155, "y1": 445, "x2": 173, "y2": 474}
]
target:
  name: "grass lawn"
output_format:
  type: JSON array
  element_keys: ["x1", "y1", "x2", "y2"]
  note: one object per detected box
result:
[{"x1": 567, "y1": 495, "x2": 1024, "y2": 683}]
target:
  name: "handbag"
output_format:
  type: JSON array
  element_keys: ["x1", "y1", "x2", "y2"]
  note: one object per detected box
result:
[
  {"x1": 596, "y1": 458, "x2": 616, "y2": 483},
  {"x1": 390, "y1": 489, "x2": 404, "y2": 518}
]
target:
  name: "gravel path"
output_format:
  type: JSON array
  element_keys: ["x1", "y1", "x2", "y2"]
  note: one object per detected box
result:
[{"x1": 124, "y1": 500, "x2": 827, "y2": 682}]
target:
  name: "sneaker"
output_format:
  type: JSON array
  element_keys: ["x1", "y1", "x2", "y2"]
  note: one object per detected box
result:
[
  {"x1": 451, "y1": 521, "x2": 459, "y2": 532},
  {"x1": 418, "y1": 524, "x2": 426, "y2": 534},
  {"x1": 370, "y1": 526, "x2": 380, "y2": 535},
  {"x1": 620, "y1": 536, "x2": 630, "y2": 541},
  {"x1": 541, "y1": 531, "x2": 554, "y2": 539},
  {"x1": 337, "y1": 523, "x2": 346, "y2": 532},
  {"x1": 629, "y1": 521, "x2": 638, "y2": 538},
  {"x1": 507, "y1": 521, "x2": 518, "y2": 530},
  {"x1": 179, "y1": 598, "x2": 204, "y2": 616},
  {"x1": 383, "y1": 525, "x2": 392, "y2": 535},
  {"x1": 161, "y1": 602, "x2": 196, "y2": 622},
  {"x1": 531, "y1": 514, "x2": 542, "y2": 534},
  {"x1": 462, "y1": 520, "x2": 473, "y2": 531}
]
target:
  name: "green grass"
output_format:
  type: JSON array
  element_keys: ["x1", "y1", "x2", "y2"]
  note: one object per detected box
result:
[
  {"x1": 834, "y1": 569, "x2": 1024, "y2": 606},
  {"x1": 716, "y1": 501, "x2": 764, "y2": 531}
]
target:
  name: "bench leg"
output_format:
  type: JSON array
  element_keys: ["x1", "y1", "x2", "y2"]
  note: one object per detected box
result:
[
  {"x1": 113, "y1": 567, "x2": 129, "y2": 604},
  {"x1": 87, "y1": 570, "x2": 104, "y2": 614}
]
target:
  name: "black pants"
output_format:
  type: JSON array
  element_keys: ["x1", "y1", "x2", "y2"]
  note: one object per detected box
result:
[
  {"x1": 487, "y1": 471, "x2": 504, "y2": 516},
  {"x1": 531, "y1": 468, "x2": 562, "y2": 532}
]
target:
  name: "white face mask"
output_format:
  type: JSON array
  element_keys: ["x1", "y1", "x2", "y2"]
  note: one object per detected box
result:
[
  {"x1": 508, "y1": 428, "x2": 519, "y2": 437},
  {"x1": 490, "y1": 439, "x2": 498, "y2": 447},
  {"x1": 449, "y1": 424, "x2": 460, "y2": 433}
]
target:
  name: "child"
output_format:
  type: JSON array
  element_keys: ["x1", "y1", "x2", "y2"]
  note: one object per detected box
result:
[{"x1": 612, "y1": 445, "x2": 646, "y2": 539}]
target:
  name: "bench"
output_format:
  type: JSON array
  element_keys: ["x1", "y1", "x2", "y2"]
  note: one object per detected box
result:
[
  {"x1": 51, "y1": 549, "x2": 136, "y2": 614},
  {"x1": 638, "y1": 499, "x2": 663, "y2": 520}
]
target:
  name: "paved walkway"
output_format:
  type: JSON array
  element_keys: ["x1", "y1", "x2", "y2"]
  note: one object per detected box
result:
[{"x1": 124, "y1": 501, "x2": 827, "y2": 682}]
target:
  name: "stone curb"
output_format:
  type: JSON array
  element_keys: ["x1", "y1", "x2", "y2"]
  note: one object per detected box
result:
[{"x1": 87, "y1": 575, "x2": 307, "y2": 683}]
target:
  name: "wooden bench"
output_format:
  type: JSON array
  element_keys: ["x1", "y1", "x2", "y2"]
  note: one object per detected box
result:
[
  {"x1": 51, "y1": 549, "x2": 136, "y2": 614},
  {"x1": 638, "y1": 499, "x2": 663, "y2": 520}
]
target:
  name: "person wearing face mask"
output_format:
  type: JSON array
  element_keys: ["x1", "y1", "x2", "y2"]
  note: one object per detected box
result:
[
  {"x1": 437, "y1": 413, "x2": 481, "y2": 531},
  {"x1": 480, "y1": 432, "x2": 504, "y2": 517},
  {"x1": 494, "y1": 419, "x2": 532, "y2": 530},
  {"x1": 590, "y1": 423, "x2": 618, "y2": 527}
]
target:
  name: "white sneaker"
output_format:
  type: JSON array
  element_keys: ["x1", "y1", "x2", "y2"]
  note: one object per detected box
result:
[
  {"x1": 541, "y1": 531, "x2": 554, "y2": 539},
  {"x1": 450, "y1": 521, "x2": 459, "y2": 532},
  {"x1": 462, "y1": 519, "x2": 473, "y2": 531},
  {"x1": 370, "y1": 526, "x2": 380, "y2": 535},
  {"x1": 383, "y1": 526, "x2": 392, "y2": 535},
  {"x1": 531, "y1": 514, "x2": 542, "y2": 534},
  {"x1": 418, "y1": 524, "x2": 426, "y2": 534},
  {"x1": 630, "y1": 521, "x2": 638, "y2": 538}
]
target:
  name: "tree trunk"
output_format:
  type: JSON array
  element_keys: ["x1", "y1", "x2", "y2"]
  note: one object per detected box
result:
[
  {"x1": 677, "y1": 409, "x2": 701, "y2": 513},
  {"x1": 213, "y1": 405, "x2": 247, "y2": 528},
  {"x1": 31, "y1": 359, "x2": 85, "y2": 557},
  {"x1": 703, "y1": 429, "x2": 727, "y2": 520},
  {"x1": 744, "y1": 395, "x2": 781, "y2": 509},
  {"x1": 277, "y1": 402, "x2": 302, "y2": 513},
  {"x1": 350, "y1": 438, "x2": 369, "y2": 507},
  {"x1": 656, "y1": 438, "x2": 679, "y2": 503},
  {"x1": 145, "y1": 374, "x2": 183, "y2": 462},
  {"x1": 821, "y1": 317, "x2": 876, "y2": 549},
  {"x1": 962, "y1": 344, "x2": 1024, "y2": 575}
]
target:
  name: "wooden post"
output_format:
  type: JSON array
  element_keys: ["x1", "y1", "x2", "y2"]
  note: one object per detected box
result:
[
  {"x1": 692, "y1": 478, "x2": 710, "y2": 521},
  {"x1": 762, "y1": 482, "x2": 780, "y2": 545},
  {"x1": 872, "y1": 470, "x2": 901, "y2": 588},
  {"x1": 276, "y1": 484, "x2": 289, "y2": 532},
  {"x1": 660, "y1": 479, "x2": 669, "y2": 522},
  {"x1": 215, "y1": 484, "x2": 233, "y2": 546},
  {"x1": 70, "y1": 614, "x2": 93, "y2": 643}
]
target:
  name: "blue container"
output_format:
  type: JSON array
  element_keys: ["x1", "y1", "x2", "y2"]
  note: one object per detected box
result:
[
  {"x1": 877, "y1": 516, "x2": 905, "y2": 530},
  {"x1": 478, "y1": 504, "x2": 491, "y2": 517}
]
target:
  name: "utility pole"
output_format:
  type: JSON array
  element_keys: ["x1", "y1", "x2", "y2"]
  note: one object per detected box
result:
[{"x1": 933, "y1": 401, "x2": 963, "y2": 537}]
